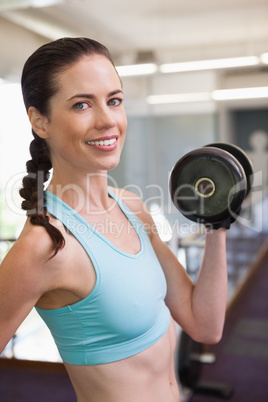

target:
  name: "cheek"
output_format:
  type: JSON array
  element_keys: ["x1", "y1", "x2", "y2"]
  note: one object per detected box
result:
[
  {"x1": 49, "y1": 115, "x2": 85, "y2": 139},
  {"x1": 120, "y1": 113, "x2": 128, "y2": 133}
]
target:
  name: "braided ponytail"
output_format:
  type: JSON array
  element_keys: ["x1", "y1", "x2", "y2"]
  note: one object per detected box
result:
[{"x1": 19, "y1": 132, "x2": 65, "y2": 257}]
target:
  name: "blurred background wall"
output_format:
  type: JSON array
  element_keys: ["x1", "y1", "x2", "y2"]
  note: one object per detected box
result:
[{"x1": 1, "y1": 0, "x2": 268, "y2": 238}]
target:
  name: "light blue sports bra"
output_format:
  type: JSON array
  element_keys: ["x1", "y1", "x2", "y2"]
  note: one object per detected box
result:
[{"x1": 35, "y1": 189, "x2": 171, "y2": 365}]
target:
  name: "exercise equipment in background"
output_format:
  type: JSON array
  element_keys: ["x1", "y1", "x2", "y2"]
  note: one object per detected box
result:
[{"x1": 178, "y1": 330, "x2": 234, "y2": 399}]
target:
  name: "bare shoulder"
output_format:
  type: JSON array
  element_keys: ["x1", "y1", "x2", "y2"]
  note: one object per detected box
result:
[
  {"x1": 1, "y1": 217, "x2": 67, "y2": 291},
  {"x1": 14, "y1": 218, "x2": 60, "y2": 262},
  {"x1": 110, "y1": 186, "x2": 149, "y2": 216}
]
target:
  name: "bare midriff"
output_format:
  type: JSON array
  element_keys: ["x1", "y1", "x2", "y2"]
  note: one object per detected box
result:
[{"x1": 64, "y1": 318, "x2": 180, "y2": 402}]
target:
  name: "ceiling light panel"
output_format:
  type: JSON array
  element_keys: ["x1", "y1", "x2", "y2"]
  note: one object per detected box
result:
[
  {"x1": 160, "y1": 56, "x2": 260, "y2": 73},
  {"x1": 146, "y1": 87, "x2": 268, "y2": 104},
  {"x1": 0, "y1": 0, "x2": 63, "y2": 11},
  {"x1": 116, "y1": 63, "x2": 157, "y2": 77},
  {"x1": 147, "y1": 92, "x2": 211, "y2": 104},
  {"x1": 212, "y1": 86, "x2": 268, "y2": 100},
  {"x1": 260, "y1": 53, "x2": 268, "y2": 64}
]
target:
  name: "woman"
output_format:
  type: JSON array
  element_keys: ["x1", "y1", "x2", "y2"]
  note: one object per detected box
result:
[{"x1": 0, "y1": 38, "x2": 228, "y2": 402}]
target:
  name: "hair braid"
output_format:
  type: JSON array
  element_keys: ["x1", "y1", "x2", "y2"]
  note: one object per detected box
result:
[{"x1": 19, "y1": 132, "x2": 65, "y2": 257}]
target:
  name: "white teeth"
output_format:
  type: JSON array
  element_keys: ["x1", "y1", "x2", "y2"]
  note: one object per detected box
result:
[{"x1": 86, "y1": 138, "x2": 117, "y2": 146}]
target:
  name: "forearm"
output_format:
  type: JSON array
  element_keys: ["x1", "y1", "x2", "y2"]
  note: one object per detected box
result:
[{"x1": 191, "y1": 228, "x2": 228, "y2": 343}]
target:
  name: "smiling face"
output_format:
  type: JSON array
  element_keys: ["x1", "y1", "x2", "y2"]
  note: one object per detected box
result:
[{"x1": 31, "y1": 54, "x2": 127, "y2": 178}]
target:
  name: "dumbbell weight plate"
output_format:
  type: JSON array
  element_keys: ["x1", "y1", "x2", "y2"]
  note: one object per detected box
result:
[
  {"x1": 204, "y1": 143, "x2": 253, "y2": 196},
  {"x1": 169, "y1": 147, "x2": 247, "y2": 224}
]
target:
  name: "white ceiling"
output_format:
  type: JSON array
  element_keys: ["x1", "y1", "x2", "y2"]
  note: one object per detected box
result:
[{"x1": 1, "y1": 0, "x2": 268, "y2": 66}]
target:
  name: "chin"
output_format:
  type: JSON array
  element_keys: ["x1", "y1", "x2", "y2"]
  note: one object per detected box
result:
[{"x1": 105, "y1": 156, "x2": 121, "y2": 171}]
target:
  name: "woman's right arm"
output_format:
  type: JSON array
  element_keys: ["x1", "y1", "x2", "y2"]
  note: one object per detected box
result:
[{"x1": 0, "y1": 225, "x2": 58, "y2": 353}]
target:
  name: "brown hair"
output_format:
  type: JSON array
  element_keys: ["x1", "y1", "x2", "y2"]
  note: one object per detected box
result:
[{"x1": 20, "y1": 37, "x2": 115, "y2": 257}]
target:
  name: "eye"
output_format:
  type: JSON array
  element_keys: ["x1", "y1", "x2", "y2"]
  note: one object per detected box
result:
[
  {"x1": 107, "y1": 98, "x2": 122, "y2": 106},
  {"x1": 73, "y1": 102, "x2": 88, "y2": 110}
]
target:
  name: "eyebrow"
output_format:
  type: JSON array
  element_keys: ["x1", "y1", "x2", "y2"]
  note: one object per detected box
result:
[{"x1": 67, "y1": 89, "x2": 123, "y2": 102}]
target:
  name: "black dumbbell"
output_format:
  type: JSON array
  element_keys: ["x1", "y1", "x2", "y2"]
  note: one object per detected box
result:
[{"x1": 169, "y1": 143, "x2": 253, "y2": 227}]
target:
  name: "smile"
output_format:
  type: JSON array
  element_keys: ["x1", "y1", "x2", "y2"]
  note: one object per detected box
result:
[{"x1": 86, "y1": 138, "x2": 117, "y2": 146}]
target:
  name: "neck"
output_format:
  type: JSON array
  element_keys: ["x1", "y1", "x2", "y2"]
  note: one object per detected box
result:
[{"x1": 47, "y1": 169, "x2": 113, "y2": 213}]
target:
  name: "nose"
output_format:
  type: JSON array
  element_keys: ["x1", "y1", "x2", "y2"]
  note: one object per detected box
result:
[{"x1": 95, "y1": 105, "x2": 116, "y2": 130}]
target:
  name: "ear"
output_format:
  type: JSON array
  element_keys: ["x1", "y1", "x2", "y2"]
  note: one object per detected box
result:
[{"x1": 28, "y1": 107, "x2": 50, "y2": 139}]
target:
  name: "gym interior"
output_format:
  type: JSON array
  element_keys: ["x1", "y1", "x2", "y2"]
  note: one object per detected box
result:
[{"x1": 0, "y1": 1, "x2": 268, "y2": 401}]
